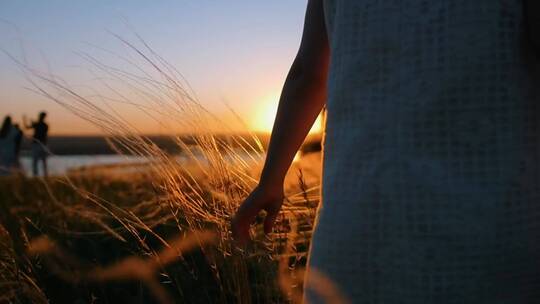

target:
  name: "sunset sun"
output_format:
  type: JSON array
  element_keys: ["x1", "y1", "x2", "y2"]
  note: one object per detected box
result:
[
  {"x1": 252, "y1": 93, "x2": 322, "y2": 134},
  {"x1": 252, "y1": 94, "x2": 279, "y2": 133}
]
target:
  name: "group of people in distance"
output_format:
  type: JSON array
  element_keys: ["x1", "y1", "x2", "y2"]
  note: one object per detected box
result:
[{"x1": 0, "y1": 111, "x2": 49, "y2": 177}]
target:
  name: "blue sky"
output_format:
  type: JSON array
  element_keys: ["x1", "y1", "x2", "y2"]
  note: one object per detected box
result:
[{"x1": 0, "y1": 1, "x2": 308, "y2": 134}]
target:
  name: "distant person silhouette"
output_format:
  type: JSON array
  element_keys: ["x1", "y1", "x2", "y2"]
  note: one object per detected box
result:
[
  {"x1": 24, "y1": 112, "x2": 49, "y2": 177},
  {"x1": 0, "y1": 116, "x2": 18, "y2": 175},
  {"x1": 13, "y1": 124, "x2": 23, "y2": 170}
]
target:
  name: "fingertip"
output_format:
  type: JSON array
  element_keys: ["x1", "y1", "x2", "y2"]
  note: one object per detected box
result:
[
  {"x1": 263, "y1": 212, "x2": 278, "y2": 235},
  {"x1": 263, "y1": 221, "x2": 273, "y2": 235},
  {"x1": 230, "y1": 223, "x2": 248, "y2": 246}
]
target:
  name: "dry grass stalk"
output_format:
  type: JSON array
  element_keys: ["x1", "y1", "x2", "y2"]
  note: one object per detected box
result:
[
  {"x1": 2, "y1": 31, "x2": 323, "y2": 303},
  {"x1": 27, "y1": 230, "x2": 218, "y2": 304}
]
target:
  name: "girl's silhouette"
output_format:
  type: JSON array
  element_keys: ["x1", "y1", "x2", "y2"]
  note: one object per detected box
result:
[{"x1": 233, "y1": 1, "x2": 540, "y2": 302}]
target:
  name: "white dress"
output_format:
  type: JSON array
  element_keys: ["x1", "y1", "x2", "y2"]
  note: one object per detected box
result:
[{"x1": 305, "y1": 1, "x2": 540, "y2": 303}]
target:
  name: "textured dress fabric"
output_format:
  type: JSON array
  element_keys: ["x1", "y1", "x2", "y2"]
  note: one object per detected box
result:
[{"x1": 304, "y1": 1, "x2": 540, "y2": 303}]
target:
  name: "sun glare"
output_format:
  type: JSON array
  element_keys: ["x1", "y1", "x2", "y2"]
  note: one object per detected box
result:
[
  {"x1": 252, "y1": 94, "x2": 280, "y2": 133},
  {"x1": 252, "y1": 94, "x2": 322, "y2": 134}
]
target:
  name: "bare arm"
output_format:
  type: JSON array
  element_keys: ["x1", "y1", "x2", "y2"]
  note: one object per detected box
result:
[
  {"x1": 259, "y1": 0, "x2": 329, "y2": 187},
  {"x1": 232, "y1": 0, "x2": 329, "y2": 245}
]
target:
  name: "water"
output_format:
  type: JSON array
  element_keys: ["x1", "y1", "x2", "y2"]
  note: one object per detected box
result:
[
  {"x1": 19, "y1": 151, "x2": 265, "y2": 176},
  {"x1": 20, "y1": 155, "x2": 149, "y2": 176}
]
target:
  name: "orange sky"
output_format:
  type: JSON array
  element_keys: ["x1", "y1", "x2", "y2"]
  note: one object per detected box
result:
[{"x1": 0, "y1": 1, "x2": 313, "y2": 135}]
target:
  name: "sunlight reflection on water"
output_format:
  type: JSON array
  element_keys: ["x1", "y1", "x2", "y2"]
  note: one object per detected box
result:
[
  {"x1": 19, "y1": 150, "x2": 264, "y2": 176},
  {"x1": 20, "y1": 155, "x2": 148, "y2": 175}
]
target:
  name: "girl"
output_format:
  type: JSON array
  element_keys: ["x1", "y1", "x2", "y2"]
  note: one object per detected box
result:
[{"x1": 233, "y1": 1, "x2": 540, "y2": 302}]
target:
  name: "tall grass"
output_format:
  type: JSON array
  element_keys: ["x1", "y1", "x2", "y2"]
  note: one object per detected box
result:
[{"x1": 0, "y1": 32, "x2": 344, "y2": 303}]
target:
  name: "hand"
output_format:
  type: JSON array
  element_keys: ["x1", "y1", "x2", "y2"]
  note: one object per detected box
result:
[{"x1": 231, "y1": 183, "x2": 284, "y2": 246}]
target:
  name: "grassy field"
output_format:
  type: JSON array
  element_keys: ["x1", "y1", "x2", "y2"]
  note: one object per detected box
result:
[
  {"x1": 0, "y1": 151, "x2": 322, "y2": 303},
  {"x1": 2, "y1": 33, "x2": 334, "y2": 303}
]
